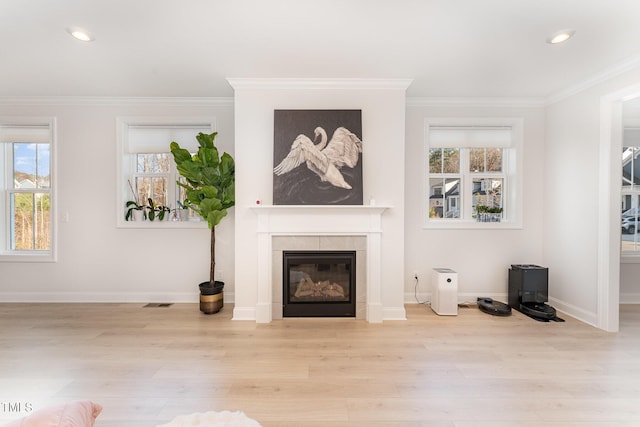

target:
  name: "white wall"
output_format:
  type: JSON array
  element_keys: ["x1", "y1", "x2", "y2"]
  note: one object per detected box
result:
[
  {"x1": 544, "y1": 66, "x2": 640, "y2": 327},
  {"x1": 404, "y1": 103, "x2": 546, "y2": 303},
  {"x1": 0, "y1": 99, "x2": 236, "y2": 303},
  {"x1": 231, "y1": 79, "x2": 409, "y2": 320}
]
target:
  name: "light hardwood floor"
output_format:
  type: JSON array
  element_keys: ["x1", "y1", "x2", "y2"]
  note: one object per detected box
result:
[{"x1": 1, "y1": 303, "x2": 640, "y2": 427}]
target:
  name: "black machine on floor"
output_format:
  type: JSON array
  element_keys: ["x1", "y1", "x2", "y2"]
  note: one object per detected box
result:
[
  {"x1": 477, "y1": 297, "x2": 512, "y2": 316},
  {"x1": 508, "y1": 264, "x2": 564, "y2": 322}
]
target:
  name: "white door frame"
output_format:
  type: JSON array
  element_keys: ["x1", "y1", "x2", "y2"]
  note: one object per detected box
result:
[{"x1": 598, "y1": 83, "x2": 640, "y2": 332}]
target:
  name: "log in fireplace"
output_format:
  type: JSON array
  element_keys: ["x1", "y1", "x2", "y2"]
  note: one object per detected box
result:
[{"x1": 282, "y1": 250, "x2": 356, "y2": 317}]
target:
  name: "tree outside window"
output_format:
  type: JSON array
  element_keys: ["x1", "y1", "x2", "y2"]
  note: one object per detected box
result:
[{"x1": 10, "y1": 142, "x2": 51, "y2": 251}]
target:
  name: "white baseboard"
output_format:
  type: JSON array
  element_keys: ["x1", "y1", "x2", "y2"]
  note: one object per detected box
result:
[
  {"x1": 406, "y1": 291, "x2": 431, "y2": 305},
  {"x1": 0, "y1": 292, "x2": 234, "y2": 304},
  {"x1": 405, "y1": 292, "x2": 509, "y2": 305},
  {"x1": 548, "y1": 297, "x2": 597, "y2": 326}
]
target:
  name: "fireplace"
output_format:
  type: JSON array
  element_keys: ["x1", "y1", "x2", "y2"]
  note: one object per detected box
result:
[
  {"x1": 247, "y1": 205, "x2": 389, "y2": 323},
  {"x1": 283, "y1": 250, "x2": 356, "y2": 317}
]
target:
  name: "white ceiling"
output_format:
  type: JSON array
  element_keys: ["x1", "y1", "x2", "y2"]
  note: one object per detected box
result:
[{"x1": 1, "y1": 0, "x2": 640, "y2": 100}]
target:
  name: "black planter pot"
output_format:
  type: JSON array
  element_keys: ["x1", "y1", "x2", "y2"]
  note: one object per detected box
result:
[{"x1": 199, "y1": 281, "x2": 224, "y2": 314}]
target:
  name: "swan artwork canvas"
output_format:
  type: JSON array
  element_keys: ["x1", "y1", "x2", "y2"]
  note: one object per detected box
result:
[{"x1": 273, "y1": 109, "x2": 363, "y2": 205}]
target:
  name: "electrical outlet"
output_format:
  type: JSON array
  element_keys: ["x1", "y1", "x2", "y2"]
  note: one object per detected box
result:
[
  {"x1": 413, "y1": 272, "x2": 419, "y2": 280},
  {"x1": 216, "y1": 270, "x2": 224, "y2": 280}
]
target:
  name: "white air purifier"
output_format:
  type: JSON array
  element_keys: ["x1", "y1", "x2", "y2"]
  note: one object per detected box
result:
[{"x1": 431, "y1": 268, "x2": 458, "y2": 316}]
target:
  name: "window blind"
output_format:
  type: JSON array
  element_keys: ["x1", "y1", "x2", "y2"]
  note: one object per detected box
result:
[
  {"x1": 127, "y1": 125, "x2": 212, "y2": 153},
  {"x1": 429, "y1": 126, "x2": 512, "y2": 148},
  {"x1": 0, "y1": 125, "x2": 51, "y2": 143}
]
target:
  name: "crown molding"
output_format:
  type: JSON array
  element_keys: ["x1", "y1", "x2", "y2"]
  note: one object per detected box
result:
[
  {"x1": 0, "y1": 96, "x2": 234, "y2": 107},
  {"x1": 0, "y1": 94, "x2": 544, "y2": 109},
  {"x1": 227, "y1": 77, "x2": 413, "y2": 91},
  {"x1": 406, "y1": 97, "x2": 545, "y2": 108},
  {"x1": 545, "y1": 55, "x2": 640, "y2": 106}
]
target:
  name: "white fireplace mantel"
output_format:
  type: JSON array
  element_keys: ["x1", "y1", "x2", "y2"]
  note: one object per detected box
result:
[
  {"x1": 248, "y1": 205, "x2": 391, "y2": 323},
  {"x1": 251, "y1": 204, "x2": 390, "y2": 234}
]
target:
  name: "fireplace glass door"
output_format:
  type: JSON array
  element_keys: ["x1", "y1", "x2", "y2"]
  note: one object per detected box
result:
[{"x1": 283, "y1": 250, "x2": 356, "y2": 317}]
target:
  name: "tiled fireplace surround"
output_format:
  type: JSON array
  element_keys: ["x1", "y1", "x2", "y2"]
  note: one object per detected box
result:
[
  {"x1": 273, "y1": 235, "x2": 366, "y2": 320},
  {"x1": 250, "y1": 205, "x2": 388, "y2": 323}
]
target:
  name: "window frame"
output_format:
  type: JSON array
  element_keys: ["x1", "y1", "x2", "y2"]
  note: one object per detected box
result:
[
  {"x1": 424, "y1": 117, "x2": 523, "y2": 229},
  {"x1": 0, "y1": 117, "x2": 57, "y2": 262},
  {"x1": 116, "y1": 117, "x2": 215, "y2": 229},
  {"x1": 621, "y1": 137, "x2": 640, "y2": 259}
]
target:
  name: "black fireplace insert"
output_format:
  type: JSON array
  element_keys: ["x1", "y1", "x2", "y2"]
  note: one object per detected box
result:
[{"x1": 282, "y1": 250, "x2": 356, "y2": 317}]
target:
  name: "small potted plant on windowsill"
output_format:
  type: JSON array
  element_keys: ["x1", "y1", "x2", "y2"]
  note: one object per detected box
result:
[
  {"x1": 125, "y1": 198, "x2": 170, "y2": 221},
  {"x1": 145, "y1": 198, "x2": 171, "y2": 221},
  {"x1": 476, "y1": 205, "x2": 503, "y2": 222},
  {"x1": 125, "y1": 200, "x2": 146, "y2": 221},
  {"x1": 125, "y1": 180, "x2": 146, "y2": 221},
  {"x1": 173, "y1": 200, "x2": 190, "y2": 222}
]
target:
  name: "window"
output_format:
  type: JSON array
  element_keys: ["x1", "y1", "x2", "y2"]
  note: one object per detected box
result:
[
  {"x1": 0, "y1": 120, "x2": 55, "y2": 261},
  {"x1": 116, "y1": 118, "x2": 214, "y2": 227},
  {"x1": 621, "y1": 128, "x2": 640, "y2": 254},
  {"x1": 425, "y1": 118, "x2": 523, "y2": 228}
]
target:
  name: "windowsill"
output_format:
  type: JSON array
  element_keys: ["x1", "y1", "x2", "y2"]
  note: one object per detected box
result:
[
  {"x1": 423, "y1": 219, "x2": 522, "y2": 230},
  {"x1": 0, "y1": 252, "x2": 56, "y2": 263},
  {"x1": 116, "y1": 219, "x2": 207, "y2": 229},
  {"x1": 621, "y1": 254, "x2": 640, "y2": 264}
]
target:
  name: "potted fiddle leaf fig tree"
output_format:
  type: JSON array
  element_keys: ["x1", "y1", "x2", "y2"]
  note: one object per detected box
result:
[{"x1": 170, "y1": 132, "x2": 235, "y2": 314}]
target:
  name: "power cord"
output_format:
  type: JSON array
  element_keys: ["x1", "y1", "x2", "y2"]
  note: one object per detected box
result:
[
  {"x1": 457, "y1": 301, "x2": 476, "y2": 308},
  {"x1": 414, "y1": 274, "x2": 430, "y2": 305}
]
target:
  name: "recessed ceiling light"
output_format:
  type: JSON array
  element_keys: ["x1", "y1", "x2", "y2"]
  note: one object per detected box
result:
[
  {"x1": 66, "y1": 27, "x2": 95, "y2": 42},
  {"x1": 547, "y1": 29, "x2": 575, "y2": 44}
]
